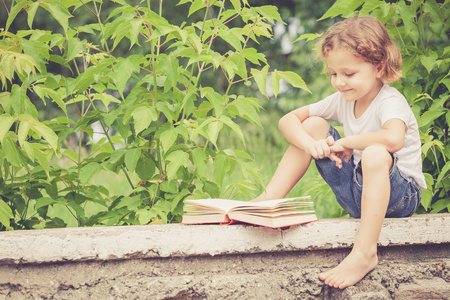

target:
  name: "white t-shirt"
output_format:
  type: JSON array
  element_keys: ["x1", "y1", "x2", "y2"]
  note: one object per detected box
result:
[{"x1": 309, "y1": 84, "x2": 426, "y2": 189}]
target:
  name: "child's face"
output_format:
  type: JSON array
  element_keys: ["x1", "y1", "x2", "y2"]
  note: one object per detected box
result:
[{"x1": 325, "y1": 48, "x2": 383, "y2": 104}]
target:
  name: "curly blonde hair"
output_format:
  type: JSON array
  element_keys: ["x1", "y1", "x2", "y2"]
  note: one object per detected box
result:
[{"x1": 318, "y1": 16, "x2": 402, "y2": 83}]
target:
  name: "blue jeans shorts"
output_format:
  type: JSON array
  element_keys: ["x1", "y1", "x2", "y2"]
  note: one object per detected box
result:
[{"x1": 314, "y1": 125, "x2": 421, "y2": 218}]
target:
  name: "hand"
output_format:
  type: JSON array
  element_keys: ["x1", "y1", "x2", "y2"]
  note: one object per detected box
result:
[
  {"x1": 329, "y1": 139, "x2": 353, "y2": 169},
  {"x1": 306, "y1": 136, "x2": 335, "y2": 159}
]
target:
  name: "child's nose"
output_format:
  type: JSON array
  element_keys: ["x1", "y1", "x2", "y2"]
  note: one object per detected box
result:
[{"x1": 335, "y1": 75, "x2": 346, "y2": 87}]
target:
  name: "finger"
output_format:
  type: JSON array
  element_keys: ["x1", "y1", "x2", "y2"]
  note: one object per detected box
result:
[
  {"x1": 314, "y1": 141, "x2": 327, "y2": 159},
  {"x1": 326, "y1": 136, "x2": 335, "y2": 146},
  {"x1": 329, "y1": 153, "x2": 343, "y2": 169},
  {"x1": 321, "y1": 141, "x2": 331, "y2": 157}
]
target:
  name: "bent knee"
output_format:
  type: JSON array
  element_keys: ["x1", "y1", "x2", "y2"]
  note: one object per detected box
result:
[
  {"x1": 302, "y1": 116, "x2": 329, "y2": 140},
  {"x1": 361, "y1": 146, "x2": 392, "y2": 170}
]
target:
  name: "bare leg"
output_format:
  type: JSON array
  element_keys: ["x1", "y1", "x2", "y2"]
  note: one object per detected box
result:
[
  {"x1": 319, "y1": 145, "x2": 392, "y2": 288},
  {"x1": 253, "y1": 117, "x2": 329, "y2": 202}
]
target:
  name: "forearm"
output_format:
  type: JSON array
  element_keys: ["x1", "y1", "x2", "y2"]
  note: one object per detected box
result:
[
  {"x1": 278, "y1": 113, "x2": 315, "y2": 152},
  {"x1": 340, "y1": 130, "x2": 404, "y2": 153}
]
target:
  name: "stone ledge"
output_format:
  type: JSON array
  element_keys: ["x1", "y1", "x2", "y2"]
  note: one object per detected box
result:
[{"x1": 1, "y1": 213, "x2": 448, "y2": 265}]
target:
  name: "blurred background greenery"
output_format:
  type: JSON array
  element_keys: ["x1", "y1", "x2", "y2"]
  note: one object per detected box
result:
[{"x1": 0, "y1": 0, "x2": 351, "y2": 219}]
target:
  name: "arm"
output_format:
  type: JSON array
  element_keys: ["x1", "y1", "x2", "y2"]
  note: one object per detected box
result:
[
  {"x1": 278, "y1": 105, "x2": 333, "y2": 159},
  {"x1": 330, "y1": 118, "x2": 406, "y2": 168}
]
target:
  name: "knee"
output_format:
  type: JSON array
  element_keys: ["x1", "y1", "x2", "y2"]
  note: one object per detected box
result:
[
  {"x1": 361, "y1": 145, "x2": 392, "y2": 171},
  {"x1": 302, "y1": 116, "x2": 329, "y2": 140}
]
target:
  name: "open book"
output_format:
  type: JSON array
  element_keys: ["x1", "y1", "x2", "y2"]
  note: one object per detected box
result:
[{"x1": 182, "y1": 196, "x2": 318, "y2": 228}]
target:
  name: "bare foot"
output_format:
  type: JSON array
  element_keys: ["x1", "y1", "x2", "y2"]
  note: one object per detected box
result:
[{"x1": 318, "y1": 249, "x2": 378, "y2": 289}]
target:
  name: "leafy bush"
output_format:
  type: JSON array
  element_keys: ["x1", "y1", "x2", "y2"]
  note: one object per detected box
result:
[
  {"x1": 314, "y1": 0, "x2": 449, "y2": 213},
  {"x1": 0, "y1": 0, "x2": 309, "y2": 230}
]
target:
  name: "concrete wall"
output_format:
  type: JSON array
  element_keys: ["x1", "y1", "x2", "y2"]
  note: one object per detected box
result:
[{"x1": 0, "y1": 214, "x2": 449, "y2": 299}]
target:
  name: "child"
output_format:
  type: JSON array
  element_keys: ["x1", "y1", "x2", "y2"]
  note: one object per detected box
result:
[{"x1": 252, "y1": 16, "x2": 426, "y2": 289}]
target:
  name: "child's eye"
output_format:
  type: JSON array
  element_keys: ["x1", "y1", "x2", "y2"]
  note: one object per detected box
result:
[
  {"x1": 330, "y1": 73, "x2": 337, "y2": 77},
  {"x1": 345, "y1": 73, "x2": 355, "y2": 77}
]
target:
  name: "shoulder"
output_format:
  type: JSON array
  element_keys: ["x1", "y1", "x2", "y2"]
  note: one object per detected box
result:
[
  {"x1": 376, "y1": 85, "x2": 416, "y2": 124},
  {"x1": 309, "y1": 91, "x2": 342, "y2": 111},
  {"x1": 376, "y1": 85, "x2": 410, "y2": 110}
]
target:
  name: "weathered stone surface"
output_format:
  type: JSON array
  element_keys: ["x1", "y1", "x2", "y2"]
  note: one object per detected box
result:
[
  {"x1": 0, "y1": 214, "x2": 448, "y2": 264},
  {"x1": 395, "y1": 278, "x2": 450, "y2": 300},
  {"x1": 0, "y1": 214, "x2": 449, "y2": 299},
  {"x1": 324, "y1": 281, "x2": 391, "y2": 299}
]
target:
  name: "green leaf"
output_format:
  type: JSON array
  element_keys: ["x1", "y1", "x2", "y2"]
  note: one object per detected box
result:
[
  {"x1": 251, "y1": 66, "x2": 269, "y2": 97},
  {"x1": 80, "y1": 162, "x2": 103, "y2": 186},
  {"x1": 243, "y1": 48, "x2": 267, "y2": 65},
  {"x1": 220, "y1": 115, "x2": 245, "y2": 146},
  {"x1": 5, "y1": 1, "x2": 27, "y2": 32},
  {"x1": 27, "y1": 2, "x2": 40, "y2": 29},
  {"x1": 213, "y1": 153, "x2": 229, "y2": 186},
  {"x1": 18, "y1": 120, "x2": 31, "y2": 147},
  {"x1": 221, "y1": 58, "x2": 238, "y2": 80},
  {"x1": 0, "y1": 114, "x2": 16, "y2": 141},
  {"x1": 160, "y1": 126, "x2": 178, "y2": 152},
  {"x1": 254, "y1": 6, "x2": 283, "y2": 24},
  {"x1": 124, "y1": 148, "x2": 141, "y2": 172},
  {"x1": 40, "y1": 87, "x2": 67, "y2": 116},
  {"x1": 319, "y1": 0, "x2": 364, "y2": 20},
  {"x1": 67, "y1": 201, "x2": 86, "y2": 219},
  {"x1": 204, "y1": 89, "x2": 225, "y2": 117},
  {"x1": 430, "y1": 198, "x2": 450, "y2": 214},
  {"x1": 188, "y1": 0, "x2": 205, "y2": 17},
  {"x1": 233, "y1": 97, "x2": 261, "y2": 126},
  {"x1": 293, "y1": 33, "x2": 319, "y2": 43},
  {"x1": 420, "y1": 53, "x2": 438, "y2": 73},
  {"x1": 161, "y1": 58, "x2": 180, "y2": 93},
  {"x1": 70, "y1": 58, "x2": 115, "y2": 94},
  {"x1": 230, "y1": 0, "x2": 241, "y2": 12},
  {"x1": 0, "y1": 200, "x2": 13, "y2": 229},
  {"x1": 420, "y1": 173, "x2": 434, "y2": 211},
  {"x1": 396, "y1": 1, "x2": 419, "y2": 41},
  {"x1": 271, "y1": 70, "x2": 281, "y2": 98},
  {"x1": 423, "y1": 0, "x2": 443, "y2": 23},
  {"x1": 32, "y1": 144, "x2": 50, "y2": 174},
  {"x1": 165, "y1": 150, "x2": 189, "y2": 180},
  {"x1": 418, "y1": 108, "x2": 446, "y2": 128},
  {"x1": 129, "y1": 18, "x2": 143, "y2": 49},
  {"x1": 135, "y1": 156, "x2": 155, "y2": 181},
  {"x1": 29, "y1": 120, "x2": 58, "y2": 150},
  {"x1": 116, "y1": 195, "x2": 142, "y2": 210},
  {"x1": 207, "y1": 120, "x2": 223, "y2": 149},
  {"x1": 436, "y1": 161, "x2": 450, "y2": 187},
  {"x1": 35, "y1": 197, "x2": 57, "y2": 210},
  {"x1": 219, "y1": 27, "x2": 243, "y2": 51},
  {"x1": 131, "y1": 106, "x2": 158, "y2": 134},
  {"x1": 2, "y1": 137, "x2": 21, "y2": 167},
  {"x1": 111, "y1": 55, "x2": 141, "y2": 95},
  {"x1": 65, "y1": 37, "x2": 86, "y2": 62},
  {"x1": 136, "y1": 208, "x2": 156, "y2": 224},
  {"x1": 93, "y1": 93, "x2": 121, "y2": 108},
  {"x1": 10, "y1": 84, "x2": 26, "y2": 115},
  {"x1": 190, "y1": 148, "x2": 207, "y2": 178},
  {"x1": 278, "y1": 71, "x2": 310, "y2": 93},
  {"x1": 41, "y1": 1, "x2": 73, "y2": 36},
  {"x1": 170, "y1": 188, "x2": 190, "y2": 212}
]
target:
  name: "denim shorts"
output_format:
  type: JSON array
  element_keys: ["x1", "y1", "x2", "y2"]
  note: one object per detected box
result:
[{"x1": 314, "y1": 125, "x2": 421, "y2": 218}]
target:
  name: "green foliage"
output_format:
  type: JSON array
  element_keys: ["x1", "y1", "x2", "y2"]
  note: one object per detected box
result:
[
  {"x1": 317, "y1": 0, "x2": 450, "y2": 213},
  {"x1": 0, "y1": 0, "x2": 309, "y2": 230}
]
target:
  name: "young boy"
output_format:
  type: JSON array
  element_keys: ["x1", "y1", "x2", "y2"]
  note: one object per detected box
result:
[{"x1": 252, "y1": 16, "x2": 426, "y2": 289}]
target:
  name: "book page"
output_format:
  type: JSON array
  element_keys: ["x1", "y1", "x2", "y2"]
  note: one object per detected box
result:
[
  {"x1": 184, "y1": 196, "x2": 312, "y2": 214},
  {"x1": 184, "y1": 199, "x2": 249, "y2": 213}
]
